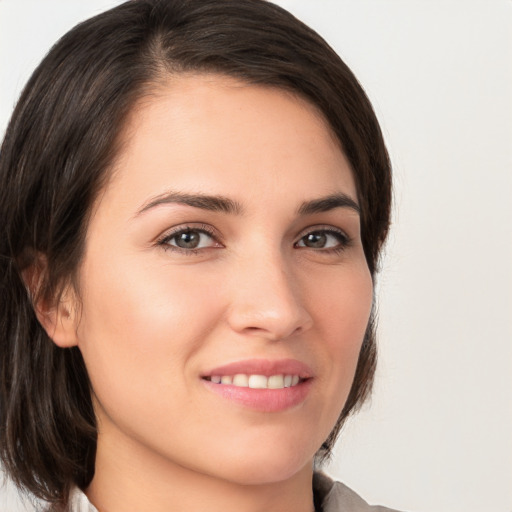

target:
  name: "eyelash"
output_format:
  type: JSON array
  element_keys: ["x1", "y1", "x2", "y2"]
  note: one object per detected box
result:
[
  {"x1": 157, "y1": 225, "x2": 351, "y2": 255},
  {"x1": 295, "y1": 227, "x2": 351, "y2": 254},
  {"x1": 157, "y1": 224, "x2": 221, "y2": 255}
]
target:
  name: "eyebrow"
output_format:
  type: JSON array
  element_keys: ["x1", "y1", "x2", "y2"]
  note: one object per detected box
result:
[
  {"x1": 297, "y1": 193, "x2": 360, "y2": 216},
  {"x1": 136, "y1": 191, "x2": 244, "y2": 216},
  {"x1": 135, "y1": 190, "x2": 359, "y2": 217}
]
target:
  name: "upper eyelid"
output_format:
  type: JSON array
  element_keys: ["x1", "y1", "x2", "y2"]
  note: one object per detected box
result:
[
  {"x1": 295, "y1": 225, "x2": 349, "y2": 240},
  {"x1": 157, "y1": 224, "x2": 221, "y2": 244}
]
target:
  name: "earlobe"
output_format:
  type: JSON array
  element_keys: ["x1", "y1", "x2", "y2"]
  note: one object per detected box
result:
[{"x1": 21, "y1": 257, "x2": 79, "y2": 348}]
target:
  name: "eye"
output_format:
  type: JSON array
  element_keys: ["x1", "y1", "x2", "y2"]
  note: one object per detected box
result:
[
  {"x1": 295, "y1": 228, "x2": 349, "y2": 251},
  {"x1": 158, "y1": 226, "x2": 220, "y2": 252}
]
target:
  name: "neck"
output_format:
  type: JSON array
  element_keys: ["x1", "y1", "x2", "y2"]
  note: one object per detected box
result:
[{"x1": 86, "y1": 423, "x2": 316, "y2": 512}]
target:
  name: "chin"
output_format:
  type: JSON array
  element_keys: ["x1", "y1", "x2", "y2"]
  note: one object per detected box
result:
[{"x1": 203, "y1": 438, "x2": 316, "y2": 486}]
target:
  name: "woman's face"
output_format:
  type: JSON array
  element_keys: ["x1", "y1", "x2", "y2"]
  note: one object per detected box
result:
[{"x1": 72, "y1": 74, "x2": 373, "y2": 485}]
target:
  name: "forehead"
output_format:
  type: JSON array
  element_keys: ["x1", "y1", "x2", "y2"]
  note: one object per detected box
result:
[{"x1": 98, "y1": 73, "x2": 356, "y2": 216}]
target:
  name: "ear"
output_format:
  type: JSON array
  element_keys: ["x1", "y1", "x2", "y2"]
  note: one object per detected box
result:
[{"x1": 22, "y1": 257, "x2": 79, "y2": 348}]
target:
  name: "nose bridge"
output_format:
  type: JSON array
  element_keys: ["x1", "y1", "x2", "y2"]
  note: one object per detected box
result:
[{"x1": 227, "y1": 243, "x2": 312, "y2": 340}]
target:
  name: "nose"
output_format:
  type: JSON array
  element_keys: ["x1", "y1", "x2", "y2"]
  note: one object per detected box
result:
[{"x1": 226, "y1": 252, "x2": 313, "y2": 341}]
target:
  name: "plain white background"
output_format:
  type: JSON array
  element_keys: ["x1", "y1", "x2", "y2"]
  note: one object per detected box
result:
[{"x1": 1, "y1": 1, "x2": 511, "y2": 511}]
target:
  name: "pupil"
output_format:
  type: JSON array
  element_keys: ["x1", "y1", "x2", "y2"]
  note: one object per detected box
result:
[
  {"x1": 177, "y1": 231, "x2": 200, "y2": 248},
  {"x1": 305, "y1": 232, "x2": 326, "y2": 248}
]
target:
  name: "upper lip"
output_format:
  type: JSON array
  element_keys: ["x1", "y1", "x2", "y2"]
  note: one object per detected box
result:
[{"x1": 202, "y1": 358, "x2": 314, "y2": 378}]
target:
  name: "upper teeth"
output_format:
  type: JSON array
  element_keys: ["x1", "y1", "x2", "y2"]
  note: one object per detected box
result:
[{"x1": 209, "y1": 374, "x2": 300, "y2": 389}]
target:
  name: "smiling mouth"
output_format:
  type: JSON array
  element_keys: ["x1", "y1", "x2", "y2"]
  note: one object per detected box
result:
[
  {"x1": 201, "y1": 362, "x2": 313, "y2": 411},
  {"x1": 203, "y1": 374, "x2": 305, "y2": 389}
]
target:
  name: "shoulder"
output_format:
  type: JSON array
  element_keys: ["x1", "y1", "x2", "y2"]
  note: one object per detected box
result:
[{"x1": 313, "y1": 472, "x2": 405, "y2": 512}]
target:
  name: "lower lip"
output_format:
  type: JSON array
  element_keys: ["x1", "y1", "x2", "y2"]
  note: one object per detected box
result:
[{"x1": 202, "y1": 379, "x2": 312, "y2": 412}]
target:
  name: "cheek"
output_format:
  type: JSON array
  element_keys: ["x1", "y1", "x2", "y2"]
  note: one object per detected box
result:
[
  {"x1": 306, "y1": 261, "x2": 373, "y2": 420},
  {"x1": 306, "y1": 256, "x2": 373, "y2": 345},
  {"x1": 74, "y1": 252, "x2": 222, "y2": 414}
]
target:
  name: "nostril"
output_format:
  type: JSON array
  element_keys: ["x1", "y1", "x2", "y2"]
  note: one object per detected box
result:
[{"x1": 240, "y1": 323, "x2": 305, "y2": 341}]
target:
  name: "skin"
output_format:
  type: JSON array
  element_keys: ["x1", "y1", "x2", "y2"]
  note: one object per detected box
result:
[{"x1": 47, "y1": 74, "x2": 373, "y2": 512}]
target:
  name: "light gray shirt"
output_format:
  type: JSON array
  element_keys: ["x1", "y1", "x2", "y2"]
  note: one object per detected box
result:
[{"x1": 313, "y1": 472, "x2": 403, "y2": 512}]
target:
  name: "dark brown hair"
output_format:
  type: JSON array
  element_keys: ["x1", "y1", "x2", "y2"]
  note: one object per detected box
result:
[{"x1": 0, "y1": 0, "x2": 391, "y2": 506}]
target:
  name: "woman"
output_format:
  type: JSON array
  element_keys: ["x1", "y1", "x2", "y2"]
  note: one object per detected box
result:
[{"x1": 0, "y1": 1, "x2": 394, "y2": 511}]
